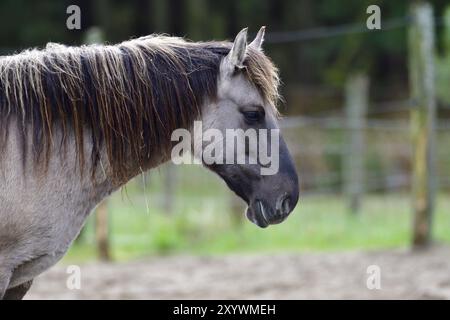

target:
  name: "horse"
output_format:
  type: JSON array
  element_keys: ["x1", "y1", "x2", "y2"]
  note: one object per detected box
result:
[{"x1": 0, "y1": 27, "x2": 299, "y2": 299}]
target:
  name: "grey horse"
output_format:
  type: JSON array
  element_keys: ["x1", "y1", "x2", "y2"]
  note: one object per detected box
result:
[{"x1": 0, "y1": 27, "x2": 299, "y2": 299}]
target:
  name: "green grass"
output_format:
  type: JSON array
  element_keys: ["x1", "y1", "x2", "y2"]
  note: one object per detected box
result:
[{"x1": 63, "y1": 165, "x2": 450, "y2": 263}]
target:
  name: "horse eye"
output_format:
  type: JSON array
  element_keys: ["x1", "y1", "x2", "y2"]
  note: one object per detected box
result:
[{"x1": 243, "y1": 111, "x2": 263, "y2": 123}]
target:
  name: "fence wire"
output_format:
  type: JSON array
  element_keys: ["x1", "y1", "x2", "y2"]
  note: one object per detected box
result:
[{"x1": 282, "y1": 95, "x2": 450, "y2": 194}]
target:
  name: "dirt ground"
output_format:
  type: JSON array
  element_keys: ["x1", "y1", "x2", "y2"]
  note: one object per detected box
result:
[{"x1": 26, "y1": 246, "x2": 450, "y2": 299}]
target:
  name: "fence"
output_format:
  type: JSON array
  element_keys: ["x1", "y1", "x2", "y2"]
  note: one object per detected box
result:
[
  {"x1": 0, "y1": 1, "x2": 446, "y2": 251},
  {"x1": 271, "y1": 2, "x2": 446, "y2": 248},
  {"x1": 276, "y1": 2, "x2": 445, "y2": 247},
  {"x1": 88, "y1": 1, "x2": 449, "y2": 251}
]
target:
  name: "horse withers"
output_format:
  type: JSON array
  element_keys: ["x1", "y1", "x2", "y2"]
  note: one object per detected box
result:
[{"x1": 0, "y1": 27, "x2": 299, "y2": 299}]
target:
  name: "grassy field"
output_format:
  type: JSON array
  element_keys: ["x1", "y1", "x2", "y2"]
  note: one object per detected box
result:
[{"x1": 64, "y1": 165, "x2": 450, "y2": 263}]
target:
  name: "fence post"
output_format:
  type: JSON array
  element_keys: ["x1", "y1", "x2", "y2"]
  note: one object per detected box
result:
[
  {"x1": 344, "y1": 73, "x2": 369, "y2": 214},
  {"x1": 95, "y1": 201, "x2": 111, "y2": 261},
  {"x1": 409, "y1": 1, "x2": 437, "y2": 248}
]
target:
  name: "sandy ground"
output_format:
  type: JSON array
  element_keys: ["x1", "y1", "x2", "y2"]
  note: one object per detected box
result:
[{"x1": 26, "y1": 246, "x2": 450, "y2": 299}]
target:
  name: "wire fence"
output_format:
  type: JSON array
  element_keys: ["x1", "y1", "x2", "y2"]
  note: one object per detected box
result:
[
  {"x1": 263, "y1": 14, "x2": 447, "y2": 44},
  {"x1": 281, "y1": 95, "x2": 450, "y2": 195},
  {"x1": 265, "y1": 16, "x2": 410, "y2": 44}
]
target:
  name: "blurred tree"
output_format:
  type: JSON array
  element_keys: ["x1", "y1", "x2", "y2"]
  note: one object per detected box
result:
[
  {"x1": 169, "y1": 0, "x2": 186, "y2": 36},
  {"x1": 134, "y1": 0, "x2": 153, "y2": 35},
  {"x1": 436, "y1": 5, "x2": 450, "y2": 104},
  {"x1": 0, "y1": 0, "x2": 449, "y2": 111}
]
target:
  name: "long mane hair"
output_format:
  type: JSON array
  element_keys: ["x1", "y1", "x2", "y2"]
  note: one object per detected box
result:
[{"x1": 0, "y1": 35, "x2": 279, "y2": 182}]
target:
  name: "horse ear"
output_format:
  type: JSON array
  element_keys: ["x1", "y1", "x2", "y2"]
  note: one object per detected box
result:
[
  {"x1": 225, "y1": 28, "x2": 248, "y2": 71},
  {"x1": 250, "y1": 26, "x2": 265, "y2": 50}
]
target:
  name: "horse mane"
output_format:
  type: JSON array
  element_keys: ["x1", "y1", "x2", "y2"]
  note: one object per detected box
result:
[{"x1": 0, "y1": 35, "x2": 280, "y2": 182}]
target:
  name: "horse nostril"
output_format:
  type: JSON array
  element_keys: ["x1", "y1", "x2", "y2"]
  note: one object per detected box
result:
[
  {"x1": 282, "y1": 196, "x2": 291, "y2": 215},
  {"x1": 276, "y1": 195, "x2": 291, "y2": 216}
]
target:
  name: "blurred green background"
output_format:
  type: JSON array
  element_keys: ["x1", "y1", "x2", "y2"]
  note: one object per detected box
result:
[
  {"x1": 1, "y1": 0, "x2": 450, "y2": 262},
  {"x1": 66, "y1": 166, "x2": 450, "y2": 262}
]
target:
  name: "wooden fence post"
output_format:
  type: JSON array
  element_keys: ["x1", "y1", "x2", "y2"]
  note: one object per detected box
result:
[
  {"x1": 409, "y1": 1, "x2": 437, "y2": 248},
  {"x1": 344, "y1": 73, "x2": 369, "y2": 214},
  {"x1": 96, "y1": 201, "x2": 111, "y2": 261}
]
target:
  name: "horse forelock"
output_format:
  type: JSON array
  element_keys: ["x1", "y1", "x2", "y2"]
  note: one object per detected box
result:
[{"x1": 0, "y1": 35, "x2": 280, "y2": 182}]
